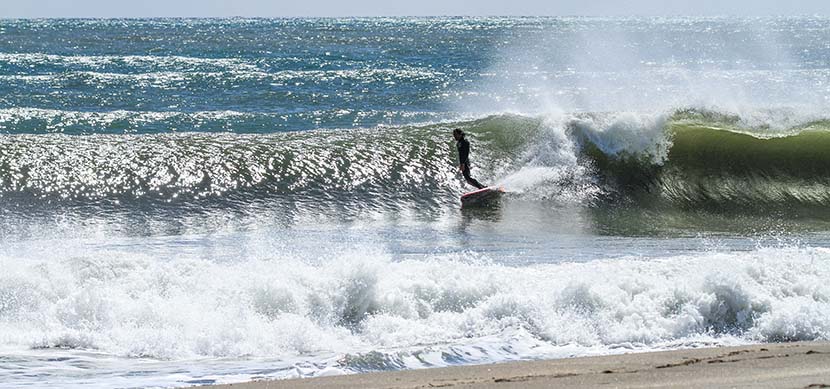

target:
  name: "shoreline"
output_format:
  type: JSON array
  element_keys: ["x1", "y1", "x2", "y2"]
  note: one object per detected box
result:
[{"x1": 204, "y1": 341, "x2": 830, "y2": 388}]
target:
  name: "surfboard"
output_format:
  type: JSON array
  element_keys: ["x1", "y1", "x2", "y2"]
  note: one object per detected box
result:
[{"x1": 460, "y1": 186, "x2": 505, "y2": 208}]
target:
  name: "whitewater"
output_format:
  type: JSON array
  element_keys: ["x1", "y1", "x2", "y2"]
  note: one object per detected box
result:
[{"x1": 2, "y1": 17, "x2": 830, "y2": 388}]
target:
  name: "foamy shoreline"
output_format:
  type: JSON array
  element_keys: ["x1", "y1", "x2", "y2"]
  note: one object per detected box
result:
[{"x1": 202, "y1": 342, "x2": 830, "y2": 388}]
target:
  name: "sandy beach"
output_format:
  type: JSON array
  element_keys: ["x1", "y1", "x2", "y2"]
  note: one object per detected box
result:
[{"x1": 205, "y1": 342, "x2": 830, "y2": 389}]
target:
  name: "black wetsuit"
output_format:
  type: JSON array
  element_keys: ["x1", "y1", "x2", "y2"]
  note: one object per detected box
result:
[{"x1": 457, "y1": 136, "x2": 485, "y2": 189}]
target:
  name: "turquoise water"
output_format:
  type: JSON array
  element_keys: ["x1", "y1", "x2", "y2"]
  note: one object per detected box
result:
[{"x1": 2, "y1": 17, "x2": 830, "y2": 388}]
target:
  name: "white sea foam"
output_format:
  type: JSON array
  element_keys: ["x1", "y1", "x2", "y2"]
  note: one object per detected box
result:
[{"x1": 1, "y1": 244, "x2": 828, "y2": 387}]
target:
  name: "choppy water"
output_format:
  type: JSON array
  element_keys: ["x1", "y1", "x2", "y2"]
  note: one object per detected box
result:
[{"x1": 2, "y1": 17, "x2": 830, "y2": 388}]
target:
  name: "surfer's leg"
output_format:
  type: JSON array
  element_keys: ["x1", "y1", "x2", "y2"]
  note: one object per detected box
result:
[
  {"x1": 462, "y1": 166, "x2": 486, "y2": 189},
  {"x1": 467, "y1": 177, "x2": 485, "y2": 189}
]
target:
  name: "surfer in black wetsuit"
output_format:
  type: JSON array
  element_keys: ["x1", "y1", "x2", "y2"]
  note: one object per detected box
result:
[{"x1": 453, "y1": 128, "x2": 486, "y2": 189}]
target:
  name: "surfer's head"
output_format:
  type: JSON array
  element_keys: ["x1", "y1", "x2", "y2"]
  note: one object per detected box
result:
[{"x1": 452, "y1": 128, "x2": 464, "y2": 141}]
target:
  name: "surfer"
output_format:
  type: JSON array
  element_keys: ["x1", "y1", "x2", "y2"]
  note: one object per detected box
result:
[{"x1": 453, "y1": 128, "x2": 486, "y2": 189}]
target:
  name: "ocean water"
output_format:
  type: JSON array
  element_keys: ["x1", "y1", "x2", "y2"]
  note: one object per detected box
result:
[{"x1": 2, "y1": 17, "x2": 830, "y2": 388}]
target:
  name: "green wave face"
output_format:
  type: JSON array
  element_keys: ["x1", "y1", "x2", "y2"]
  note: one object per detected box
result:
[{"x1": 578, "y1": 110, "x2": 830, "y2": 213}]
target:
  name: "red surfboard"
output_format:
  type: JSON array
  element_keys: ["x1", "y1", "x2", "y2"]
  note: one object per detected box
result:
[{"x1": 460, "y1": 186, "x2": 505, "y2": 208}]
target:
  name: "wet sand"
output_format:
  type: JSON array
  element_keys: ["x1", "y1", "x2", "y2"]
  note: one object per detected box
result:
[{"x1": 204, "y1": 341, "x2": 830, "y2": 388}]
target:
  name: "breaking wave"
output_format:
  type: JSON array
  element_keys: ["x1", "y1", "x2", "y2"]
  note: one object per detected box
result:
[{"x1": 3, "y1": 108, "x2": 830, "y2": 216}]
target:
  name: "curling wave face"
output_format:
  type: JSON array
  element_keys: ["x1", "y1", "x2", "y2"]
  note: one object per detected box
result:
[{"x1": 575, "y1": 109, "x2": 830, "y2": 212}]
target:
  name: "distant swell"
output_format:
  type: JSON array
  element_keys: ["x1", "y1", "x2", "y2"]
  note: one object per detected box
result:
[{"x1": 0, "y1": 108, "x2": 448, "y2": 135}]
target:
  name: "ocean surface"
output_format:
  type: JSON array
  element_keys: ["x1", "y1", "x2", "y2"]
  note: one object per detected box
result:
[{"x1": 2, "y1": 17, "x2": 830, "y2": 388}]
